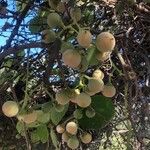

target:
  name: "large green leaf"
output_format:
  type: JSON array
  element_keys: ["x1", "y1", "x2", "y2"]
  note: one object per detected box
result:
[
  {"x1": 36, "y1": 124, "x2": 49, "y2": 143},
  {"x1": 50, "y1": 104, "x2": 69, "y2": 125},
  {"x1": 78, "y1": 95, "x2": 115, "y2": 129},
  {"x1": 50, "y1": 127, "x2": 59, "y2": 149}
]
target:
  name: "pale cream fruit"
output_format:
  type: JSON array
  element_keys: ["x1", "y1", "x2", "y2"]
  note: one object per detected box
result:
[
  {"x1": 96, "y1": 32, "x2": 116, "y2": 52},
  {"x1": 77, "y1": 30, "x2": 92, "y2": 48},
  {"x1": 2, "y1": 101, "x2": 19, "y2": 117},
  {"x1": 67, "y1": 136, "x2": 79, "y2": 149},
  {"x1": 88, "y1": 78, "x2": 104, "y2": 93},
  {"x1": 66, "y1": 121, "x2": 78, "y2": 135},
  {"x1": 84, "y1": 88, "x2": 96, "y2": 96},
  {"x1": 62, "y1": 131, "x2": 70, "y2": 142},
  {"x1": 102, "y1": 85, "x2": 116, "y2": 97},
  {"x1": 96, "y1": 51, "x2": 111, "y2": 61},
  {"x1": 70, "y1": 7, "x2": 81, "y2": 22},
  {"x1": 42, "y1": 30, "x2": 56, "y2": 43},
  {"x1": 70, "y1": 89, "x2": 80, "y2": 103},
  {"x1": 80, "y1": 132, "x2": 92, "y2": 144},
  {"x1": 62, "y1": 49, "x2": 81, "y2": 68},
  {"x1": 56, "y1": 125, "x2": 65, "y2": 134},
  {"x1": 92, "y1": 69, "x2": 104, "y2": 80},
  {"x1": 76, "y1": 92, "x2": 91, "y2": 108},
  {"x1": 20, "y1": 111, "x2": 38, "y2": 124},
  {"x1": 47, "y1": 13, "x2": 63, "y2": 28}
]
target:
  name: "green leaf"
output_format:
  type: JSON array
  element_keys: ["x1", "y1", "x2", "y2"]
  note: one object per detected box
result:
[
  {"x1": 50, "y1": 128, "x2": 59, "y2": 149},
  {"x1": 31, "y1": 130, "x2": 40, "y2": 143},
  {"x1": 50, "y1": 104, "x2": 69, "y2": 125},
  {"x1": 16, "y1": 121, "x2": 24, "y2": 134},
  {"x1": 36, "y1": 124, "x2": 49, "y2": 143},
  {"x1": 3, "y1": 58, "x2": 13, "y2": 67},
  {"x1": 36, "y1": 110, "x2": 50, "y2": 123},
  {"x1": 86, "y1": 46, "x2": 99, "y2": 66},
  {"x1": 42, "y1": 101, "x2": 53, "y2": 113},
  {"x1": 29, "y1": 16, "x2": 45, "y2": 34},
  {"x1": 78, "y1": 95, "x2": 115, "y2": 129}
]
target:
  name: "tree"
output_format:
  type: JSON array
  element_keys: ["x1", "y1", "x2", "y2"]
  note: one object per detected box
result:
[{"x1": 0, "y1": 0, "x2": 149, "y2": 149}]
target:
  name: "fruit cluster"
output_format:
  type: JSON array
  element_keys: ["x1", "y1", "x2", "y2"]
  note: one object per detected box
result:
[{"x1": 56, "y1": 121, "x2": 92, "y2": 149}]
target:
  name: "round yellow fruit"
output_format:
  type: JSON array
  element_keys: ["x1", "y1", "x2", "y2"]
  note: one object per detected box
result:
[
  {"x1": 66, "y1": 121, "x2": 78, "y2": 135},
  {"x1": 67, "y1": 136, "x2": 79, "y2": 149},
  {"x1": 96, "y1": 51, "x2": 111, "y2": 61},
  {"x1": 88, "y1": 78, "x2": 104, "y2": 93},
  {"x1": 70, "y1": 7, "x2": 81, "y2": 22},
  {"x1": 92, "y1": 69, "x2": 104, "y2": 80},
  {"x1": 41, "y1": 30, "x2": 56, "y2": 44},
  {"x1": 56, "y1": 125, "x2": 65, "y2": 134},
  {"x1": 77, "y1": 30, "x2": 92, "y2": 48},
  {"x1": 76, "y1": 92, "x2": 91, "y2": 108},
  {"x1": 47, "y1": 13, "x2": 63, "y2": 28},
  {"x1": 102, "y1": 85, "x2": 116, "y2": 97},
  {"x1": 62, "y1": 49, "x2": 81, "y2": 68},
  {"x1": 20, "y1": 111, "x2": 38, "y2": 124},
  {"x1": 96, "y1": 32, "x2": 116, "y2": 52},
  {"x1": 62, "y1": 131, "x2": 70, "y2": 142},
  {"x1": 2, "y1": 101, "x2": 19, "y2": 117},
  {"x1": 70, "y1": 89, "x2": 80, "y2": 103},
  {"x1": 80, "y1": 133, "x2": 92, "y2": 144}
]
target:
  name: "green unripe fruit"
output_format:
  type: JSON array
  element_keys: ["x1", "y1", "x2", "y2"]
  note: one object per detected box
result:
[
  {"x1": 73, "y1": 109, "x2": 83, "y2": 119},
  {"x1": 67, "y1": 136, "x2": 79, "y2": 149},
  {"x1": 88, "y1": 78, "x2": 104, "y2": 93},
  {"x1": 70, "y1": 7, "x2": 81, "y2": 22},
  {"x1": 47, "y1": 13, "x2": 63, "y2": 28},
  {"x1": 76, "y1": 92, "x2": 91, "y2": 108},
  {"x1": 2, "y1": 101, "x2": 19, "y2": 117},
  {"x1": 62, "y1": 131, "x2": 71, "y2": 142},
  {"x1": 96, "y1": 32, "x2": 116, "y2": 52},
  {"x1": 42, "y1": 30, "x2": 56, "y2": 43},
  {"x1": 85, "y1": 107, "x2": 96, "y2": 118}
]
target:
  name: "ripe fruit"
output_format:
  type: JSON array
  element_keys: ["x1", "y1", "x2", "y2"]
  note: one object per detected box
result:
[
  {"x1": 62, "y1": 49, "x2": 81, "y2": 68},
  {"x1": 102, "y1": 85, "x2": 116, "y2": 97},
  {"x1": 21, "y1": 111, "x2": 38, "y2": 124},
  {"x1": 62, "y1": 131, "x2": 70, "y2": 142},
  {"x1": 96, "y1": 32, "x2": 116, "y2": 52},
  {"x1": 42, "y1": 30, "x2": 56, "y2": 43},
  {"x1": 66, "y1": 121, "x2": 78, "y2": 135},
  {"x1": 70, "y1": 7, "x2": 81, "y2": 22},
  {"x1": 85, "y1": 107, "x2": 96, "y2": 118},
  {"x1": 76, "y1": 92, "x2": 91, "y2": 108},
  {"x1": 56, "y1": 125, "x2": 65, "y2": 134},
  {"x1": 47, "y1": 13, "x2": 63, "y2": 28},
  {"x1": 67, "y1": 136, "x2": 79, "y2": 149},
  {"x1": 96, "y1": 51, "x2": 111, "y2": 61},
  {"x1": 92, "y1": 69, "x2": 104, "y2": 80},
  {"x1": 73, "y1": 109, "x2": 83, "y2": 119},
  {"x1": 80, "y1": 132, "x2": 92, "y2": 144},
  {"x1": 2, "y1": 101, "x2": 19, "y2": 117},
  {"x1": 88, "y1": 78, "x2": 104, "y2": 93},
  {"x1": 84, "y1": 88, "x2": 96, "y2": 96},
  {"x1": 70, "y1": 89, "x2": 80, "y2": 103},
  {"x1": 77, "y1": 30, "x2": 92, "y2": 48}
]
